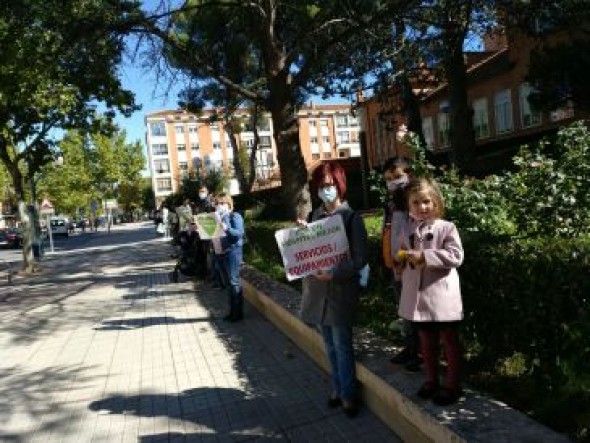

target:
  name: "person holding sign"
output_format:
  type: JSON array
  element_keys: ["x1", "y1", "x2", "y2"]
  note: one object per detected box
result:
[
  {"x1": 297, "y1": 162, "x2": 367, "y2": 418},
  {"x1": 214, "y1": 193, "x2": 246, "y2": 322}
]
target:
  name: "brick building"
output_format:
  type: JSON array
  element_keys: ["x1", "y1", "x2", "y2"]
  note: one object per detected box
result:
[{"x1": 357, "y1": 28, "x2": 587, "y2": 173}]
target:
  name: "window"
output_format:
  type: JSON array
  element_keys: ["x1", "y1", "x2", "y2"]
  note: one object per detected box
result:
[
  {"x1": 152, "y1": 144, "x2": 168, "y2": 155},
  {"x1": 310, "y1": 136, "x2": 318, "y2": 143},
  {"x1": 175, "y1": 125, "x2": 184, "y2": 134},
  {"x1": 494, "y1": 89, "x2": 513, "y2": 134},
  {"x1": 188, "y1": 124, "x2": 198, "y2": 133},
  {"x1": 213, "y1": 141, "x2": 221, "y2": 150},
  {"x1": 190, "y1": 142, "x2": 199, "y2": 150},
  {"x1": 472, "y1": 98, "x2": 490, "y2": 139},
  {"x1": 309, "y1": 120, "x2": 316, "y2": 127},
  {"x1": 336, "y1": 115, "x2": 348, "y2": 128},
  {"x1": 437, "y1": 113, "x2": 450, "y2": 147},
  {"x1": 154, "y1": 159, "x2": 170, "y2": 173},
  {"x1": 312, "y1": 153, "x2": 320, "y2": 160},
  {"x1": 156, "y1": 178, "x2": 172, "y2": 191},
  {"x1": 319, "y1": 119, "x2": 329, "y2": 127},
  {"x1": 422, "y1": 117, "x2": 435, "y2": 150},
  {"x1": 178, "y1": 162, "x2": 188, "y2": 171},
  {"x1": 177, "y1": 144, "x2": 186, "y2": 151},
  {"x1": 322, "y1": 136, "x2": 330, "y2": 144},
  {"x1": 336, "y1": 131, "x2": 350, "y2": 143},
  {"x1": 323, "y1": 152, "x2": 332, "y2": 159},
  {"x1": 150, "y1": 122, "x2": 166, "y2": 136},
  {"x1": 245, "y1": 138, "x2": 255, "y2": 148},
  {"x1": 259, "y1": 135, "x2": 271, "y2": 147},
  {"x1": 210, "y1": 121, "x2": 219, "y2": 129},
  {"x1": 519, "y1": 83, "x2": 541, "y2": 128}
]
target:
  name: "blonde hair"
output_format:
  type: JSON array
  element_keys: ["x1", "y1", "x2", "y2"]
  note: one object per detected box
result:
[
  {"x1": 215, "y1": 192, "x2": 234, "y2": 210},
  {"x1": 406, "y1": 177, "x2": 446, "y2": 218}
]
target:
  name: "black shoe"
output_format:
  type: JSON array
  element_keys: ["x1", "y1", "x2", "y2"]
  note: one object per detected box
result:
[
  {"x1": 432, "y1": 387, "x2": 463, "y2": 406},
  {"x1": 417, "y1": 381, "x2": 439, "y2": 400},
  {"x1": 404, "y1": 356, "x2": 423, "y2": 373},
  {"x1": 342, "y1": 400, "x2": 359, "y2": 418},
  {"x1": 327, "y1": 396, "x2": 342, "y2": 408},
  {"x1": 389, "y1": 347, "x2": 414, "y2": 365},
  {"x1": 228, "y1": 312, "x2": 243, "y2": 322}
]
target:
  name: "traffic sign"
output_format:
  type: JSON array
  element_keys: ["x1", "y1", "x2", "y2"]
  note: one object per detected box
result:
[{"x1": 40, "y1": 199, "x2": 55, "y2": 216}]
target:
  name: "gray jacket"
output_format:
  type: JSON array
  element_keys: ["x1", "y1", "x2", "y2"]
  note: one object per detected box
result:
[{"x1": 300, "y1": 202, "x2": 368, "y2": 326}]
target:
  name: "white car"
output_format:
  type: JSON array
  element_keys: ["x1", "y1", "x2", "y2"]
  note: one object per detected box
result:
[{"x1": 50, "y1": 217, "x2": 69, "y2": 237}]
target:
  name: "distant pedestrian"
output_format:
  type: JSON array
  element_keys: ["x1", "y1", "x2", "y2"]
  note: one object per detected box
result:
[{"x1": 397, "y1": 177, "x2": 465, "y2": 406}]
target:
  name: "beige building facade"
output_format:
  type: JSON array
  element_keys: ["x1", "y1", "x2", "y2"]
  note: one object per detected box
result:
[{"x1": 145, "y1": 104, "x2": 359, "y2": 202}]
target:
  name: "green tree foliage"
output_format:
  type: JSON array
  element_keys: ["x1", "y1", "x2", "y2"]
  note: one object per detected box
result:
[
  {"x1": 37, "y1": 129, "x2": 146, "y2": 216},
  {"x1": 146, "y1": 0, "x2": 409, "y2": 219}
]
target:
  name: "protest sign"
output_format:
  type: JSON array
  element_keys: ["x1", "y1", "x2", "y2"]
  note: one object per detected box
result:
[
  {"x1": 275, "y1": 215, "x2": 349, "y2": 281},
  {"x1": 176, "y1": 206, "x2": 192, "y2": 230},
  {"x1": 194, "y1": 213, "x2": 226, "y2": 239}
]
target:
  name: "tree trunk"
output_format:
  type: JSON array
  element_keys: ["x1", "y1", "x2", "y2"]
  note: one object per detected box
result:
[
  {"x1": 0, "y1": 138, "x2": 37, "y2": 272},
  {"x1": 268, "y1": 82, "x2": 311, "y2": 220},
  {"x1": 444, "y1": 27, "x2": 476, "y2": 171}
]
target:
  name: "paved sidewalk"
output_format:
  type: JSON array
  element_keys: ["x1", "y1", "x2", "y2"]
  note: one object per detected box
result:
[{"x1": 0, "y1": 223, "x2": 400, "y2": 442}]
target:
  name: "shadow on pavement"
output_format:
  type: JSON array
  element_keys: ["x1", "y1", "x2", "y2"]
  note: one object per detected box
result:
[
  {"x1": 89, "y1": 387, "x2": 309, "y2": 441},
  {"x1": 93, "y1": 315, "x2": 210, "y2": 330}
]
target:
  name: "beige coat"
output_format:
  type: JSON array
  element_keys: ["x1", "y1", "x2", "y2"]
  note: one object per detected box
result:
[{"x1": 398, "y1": 218, "x2": 464, "y2": 322}]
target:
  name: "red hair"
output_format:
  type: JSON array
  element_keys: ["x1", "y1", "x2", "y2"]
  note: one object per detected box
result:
[{"x1": 311, "y1": 162, "x2": 347, "y2": 198}]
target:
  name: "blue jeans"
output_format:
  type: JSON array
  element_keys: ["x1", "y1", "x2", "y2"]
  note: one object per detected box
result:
[
  {"x1": 212, "y1": 252, "x2": 227, "y2": 288},
  {"x1": 321, "y1": 325, "x2": 356, "y2": 401},
  {"x1": 223, "y1": 246, "x2": 243, "y2": 299}
]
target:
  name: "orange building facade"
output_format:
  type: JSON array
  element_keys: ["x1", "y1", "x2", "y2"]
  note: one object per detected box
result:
[{"x1": 145, "y1": 104, "x2": 359, "y2": 203}]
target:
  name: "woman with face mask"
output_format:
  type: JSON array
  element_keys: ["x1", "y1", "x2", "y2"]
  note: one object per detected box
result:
[
  {"x1": 296, "y1": 162, "x2": 368, "y2": 418},
  {"x1": 214, "y1": 193, "x2": 245, "y2": 322}
]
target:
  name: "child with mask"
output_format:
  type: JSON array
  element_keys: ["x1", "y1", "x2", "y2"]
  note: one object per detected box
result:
[{"x1": 381, "y1": 157, "x2": 422, "y2": 373}]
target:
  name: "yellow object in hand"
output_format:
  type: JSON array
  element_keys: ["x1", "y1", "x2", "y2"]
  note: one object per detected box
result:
[{"x1": 396, "y1": 250, "x2": 408, "y2": 260}]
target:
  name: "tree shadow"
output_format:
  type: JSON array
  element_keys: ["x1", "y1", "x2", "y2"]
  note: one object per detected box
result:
[{"x1": 0, "y1": 365, "x2": 95, "y2": 442}]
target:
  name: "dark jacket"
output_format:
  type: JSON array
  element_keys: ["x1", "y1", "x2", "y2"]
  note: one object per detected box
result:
[{"x1": 300, "y1": 201, "x2": 368, "y2": 326}]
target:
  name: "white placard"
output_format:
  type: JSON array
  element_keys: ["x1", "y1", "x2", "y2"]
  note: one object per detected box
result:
[{"x1": 275, "y1": 215, "x2": 350, "y2": 281}]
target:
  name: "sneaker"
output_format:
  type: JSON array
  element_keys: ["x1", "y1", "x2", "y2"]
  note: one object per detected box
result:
[
  {"x1": 403, "y1": 356, "x2": 423, "y2": 373},
  {"x1": 389, "y1": 347, "x2": 413, "y2": 365}
]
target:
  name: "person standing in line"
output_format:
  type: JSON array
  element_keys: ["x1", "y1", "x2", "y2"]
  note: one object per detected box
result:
[
  {"x1": 297, "y1": 162, "x2": 368, "y2": 418},
  {"x1": 215, "y1": 193, "x2": 245, "y2": 322},
  {"x1": 210, "y1": 194, "x2": 227, "y2": 291},
  {"x1": 397, "y1": 177, "x2": 465, "y2": 406},
  {"x1": 381, "y1": 156, "x2": 422, "y2": 372},
  {"x1": 194, "y1": 186, "x2": 214, "y2": 278}
]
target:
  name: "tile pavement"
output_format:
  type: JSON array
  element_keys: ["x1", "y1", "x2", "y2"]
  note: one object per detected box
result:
[{"x1": 0, "y1": 223, "x2": 401, "y2": 442}]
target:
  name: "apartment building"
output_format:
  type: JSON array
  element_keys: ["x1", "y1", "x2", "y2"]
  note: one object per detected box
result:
[
  {"x1": 145, "y1": 104, "x2": 359, "y2": 202},
  {"x1": 358, "y1": 29, "x2": 587, "y2": 173}
]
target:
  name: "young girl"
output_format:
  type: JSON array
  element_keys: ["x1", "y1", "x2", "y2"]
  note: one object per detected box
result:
[{"x1": 398, "y1": 177, "x2": 464, "y2": 406}]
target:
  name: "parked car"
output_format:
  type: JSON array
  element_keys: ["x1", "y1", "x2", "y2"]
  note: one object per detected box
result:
[
  {"x1": 5, "y1": 227, "x2": 23, "y2": 248},
  {"x1": 0, "y1": 231, "x2": 9, "y2": 248},
  {"x1": 50, "y1": 217, "x2": 69, "y2": 237}
]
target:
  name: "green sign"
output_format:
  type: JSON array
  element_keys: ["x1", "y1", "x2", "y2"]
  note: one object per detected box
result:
[{"x1": 194, "y1": 213, "x2": 225, "y2": 239}]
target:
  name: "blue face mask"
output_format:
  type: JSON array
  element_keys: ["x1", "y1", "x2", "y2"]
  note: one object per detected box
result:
[{"x1": 318, "y1": 186, "x2": 338, "y2": 204}]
